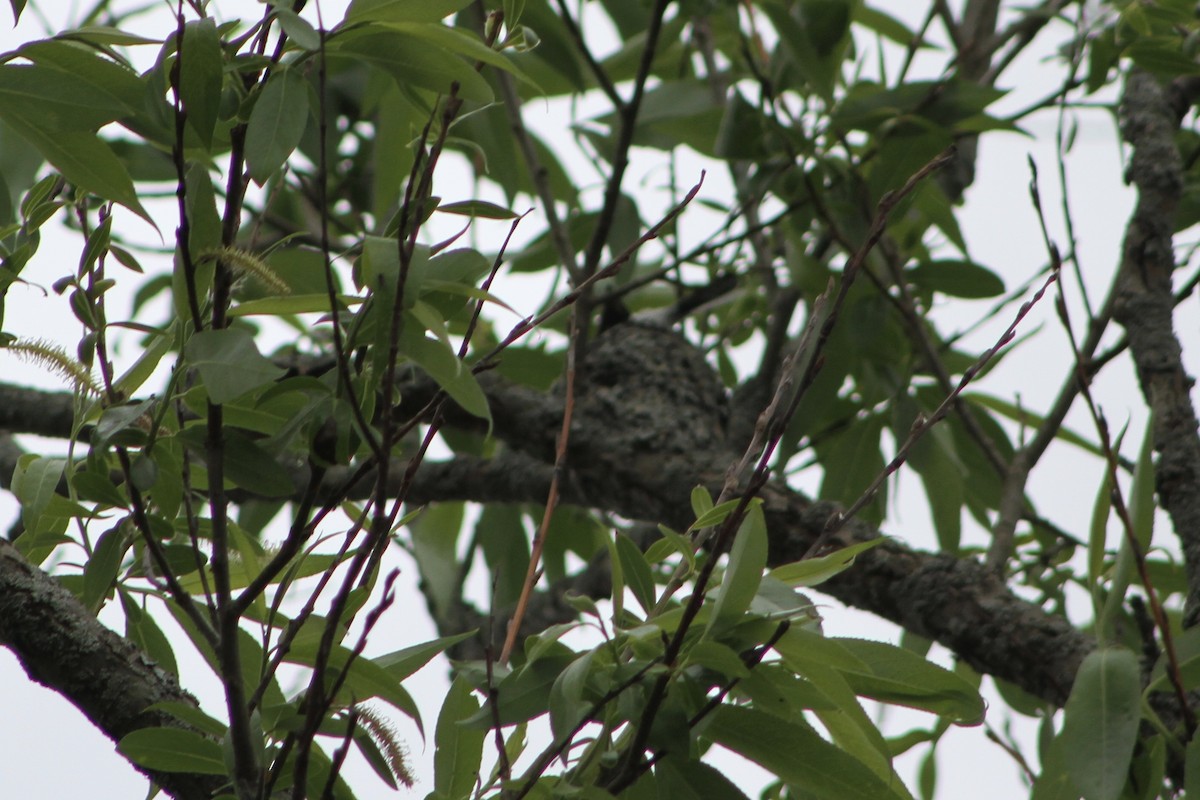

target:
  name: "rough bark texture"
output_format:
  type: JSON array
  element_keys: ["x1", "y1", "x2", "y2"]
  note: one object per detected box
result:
[
  {"x1": 0, "y1": 538, "x2": 223, "y2": 800},
  {"x1": 1114, "y1": 70, "x2": 1200, "y2": 626}
]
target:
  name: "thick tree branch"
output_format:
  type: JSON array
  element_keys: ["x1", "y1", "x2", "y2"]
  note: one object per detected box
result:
[
  {"x1": 0, "y1": 538, "x2": 222, "y2": 800},
  {"x1": 1114, "y1": 70, "x2": 1200, "y2": 626}
]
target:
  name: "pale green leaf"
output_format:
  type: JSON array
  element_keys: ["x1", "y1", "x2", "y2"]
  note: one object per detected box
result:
[
  {"x1": 1061, "y1": 647, "x2": 1141, "y2": 800},
  {"x1": 118, "y1": 728, "x2": 226, "y2": 775},
  {"x1": 709, "y1": 503, "x2": 767, "y2": 635},
  {"x1": 433, "y1": 676, "x2": 485, "y2": 799}
]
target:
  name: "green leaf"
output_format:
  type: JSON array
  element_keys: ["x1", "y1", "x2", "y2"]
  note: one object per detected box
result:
[
  {"x1": 0, "y1": 46, "x2": 142, "y2": 130},
  {"x1": 221, "y1": 430, "x2": 295, "y2": 498},
  {"x1": 689, "y1": 496, "x2": 748, "y2": 531},
  {"x1": 184, "y1": 328, "x2": 286, "y2": 404},
  {"x1": 463, "y1": 647, "x2": 574, "y2": 726},
  {"x1": 401, "y1": 317, "x2": 491, "y2": 423},
  {"x1": 1099, "y1": 420, "x2": 1152, "y2": 638},
  {"x1": 709, "y1": 503, "x2": 767, "y2": 635},
  {"x1": 328, "y1": 29, "x2": 492, "y2": 103},
  {"x1": 614, "y1": 532, "x2": 656, "y2": 614},
  {"x1": 179, "y1": 19, "x2": 224, "y2": 148},
  {"x1": 1060, "y1": 647, "x2": 1141, "y2": 800},
  {"x1": 834, "y1": 638, "x2": 985, "y2": 724},
  {"x1": 229, "y1": 293, "x2": 359, "y2": 318},
  {"x1": 286, "y1": 641, "x2": 424, "y2": 730},
  {"x1": 374, "y1": 631, "x2": 476, "y2": 680},
  {"x1": 6, "y1": 123, "x2": 152, "y2": 225},
  {"x1": 409, "y1": 502, "x2": 464, "y2": 617},
  {"x1": 817, "y1": 412, "x2": 886, "y2": 514},
  {"x1": 437, "y1": 199, "x2": 518, "y2": 219},
  {"x1": 433, "y1": 675, "x2": 485, "y2": 799},
  {"x1": 144, "y1": 701, "x2": 227, "y2": 737},
  {"x1": 118, "y1": 728, "x2": 226, "y2": 775},
  {"x1": 245, "y1": 68, "x2": 310, "y2": 185},
  {"x1": 908, "y1": 260, "x2": 1004, "y2": 299},
  {"x1": 548, "y1": 648, "x2": 599, "y2": 741},
  {"x1": 343, "y1": 0, "x2": 473, "y2": 24},
  {"x1": 656, "y1": 759, "x2": 750, "y2": 800},
  {"x1": 769, "y1": 538, "x2": 885, "y2": 588},
  {"x1": 121, "y1": 592, "x2": 179, "y2": 676},
  {"x1": 82, "y1": 526, "x2": 126, "y2": 613},
  {"x1": 1185, "y1": 733, "x2": 1200, "y2": 798},
  {"x1": 703, "y1": 705, "x2": 906, "y2": 800},
  {"x1": 476, "y1": 504, "x2": 530, "y2": 608},
  {"x1": 274, "y1": 8, "x2": 321, "y2": 50},
  {"x1": 12, "y1": 455, "x2": 65, "y2": 532}
]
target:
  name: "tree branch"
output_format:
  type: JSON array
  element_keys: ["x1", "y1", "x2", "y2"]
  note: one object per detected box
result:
[
  {"x1": 0, "y1": 538, "x2": 223, "y2": 800},
  {"x1": 1114, "y1": 69, "x2": 1200, "y2": 626}
]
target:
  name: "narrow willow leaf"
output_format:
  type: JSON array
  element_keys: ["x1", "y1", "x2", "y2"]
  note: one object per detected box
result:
[
  {"x1": 7, "y1": 123, "x2": 153, "y2": 225},
  {"x1": 1098, "y1": 420, "x2": 1150, "y2": 640},
  {"x1": 615, "y1": 532, "x2": 655, "y2": 613},
  {"x1": 703, "y1": 705, "x2": 907, "y2": 800},
  {"x1": 401, "y1": 319, "x2": 491, "y2": 423},
  {"x1": 656, "y1": 758, "x2": 750, "y2": 800},
  {"x1": 82, "y1": 527, "x2": 125, "y2": 612},
  {"x1": 462, "y1": 648, "x2": 575, "y2": 727},
  {"x1": 769, "y1": 537, "x2": 885, "y2": 587},
  {"x1": 229, "y1": 293, "x2": 360, "y2": 317},
  {"x1": 374, "y1": 631, "x2": 476, "y2": 680},
  {"x1": 245, "y1": 68, "x2": 309, "y2": 185},
  {"x1": 908, "y1": 259, "x2": 1004, "y2": 298},
  {"x1": 689, "y1": 496, "x2": 750, "y2": 531},
  {"x1": 834, "y1": 638, "x2": 985, "y2": 724},
  {"x1": 179, "y1": 19, "x2": 223, "y2": 148},
  {"x1": 437, "y1": 199, "x2": 518, "y2": 219},
  {"x1": 1060, "y1": 647, "x2": 1140, "y2": 800},
  {"x1": 184, "y1": 328, "x2": 285, "y2": 404},
  {"x1": 709, "y1": 503, "x2": 767, "y2": 635},
  {"x1": 221, "y1": 430, "x2": 295, "y2": 498},
  {"x1": 433, "y1": 677, "x2": 485, "y2": 799},
  {"x1": 1186, "y1": 733, "x2": 1200, "y2": 798},
  {"x1": 343, "y1": 0, "x2": 473, "y2": 24},
  {"x1": 118, "y1": 729, "x2": 226, "y2": 775}
]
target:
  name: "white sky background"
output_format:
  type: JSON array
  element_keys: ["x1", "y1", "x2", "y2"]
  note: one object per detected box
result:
[{"x1": 0, "y1": 1, "x2": 1160, "y2": 799}]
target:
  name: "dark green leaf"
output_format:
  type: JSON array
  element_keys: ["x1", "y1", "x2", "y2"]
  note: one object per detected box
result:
[
  {"x1": 656, "y1": 750, "x2": 750, "y2": 799},
  {"x1": 245, "y1": 68, "x2": 310, "y2": 185},
  {"x1": 328, "y1": 29, "x2": 492, "y2": 103},
  {"x1": 82, "y1": 527, "x2": 126, "y2": 612},
  {"x1": 437, "y1": 199, "x2": 518, "y2": 219},
  {"x1": 6, "y1": 123, "x2": 152, "y2": 225},
  {"x1": 221, "y1": 430, "x2": 296, "y2": 498},
  {"x1": 184, "y1": 328, "x2": 286, "y2": 404},
  {"x1": 615, "y1": 532, "x2": 656, "y2": 613},
  {"x1": 909, "y1": 260, "x2": 1005, "y2": 299},
  {"x1": 275, "y1": 8, "x2": 321, "y2": 51},
  {"x1": 343, "y1": 0, "x2": 473, "y2": 24},
  {"x1": 179, "y1": 19, "x2": 224, "y2": 148}
]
